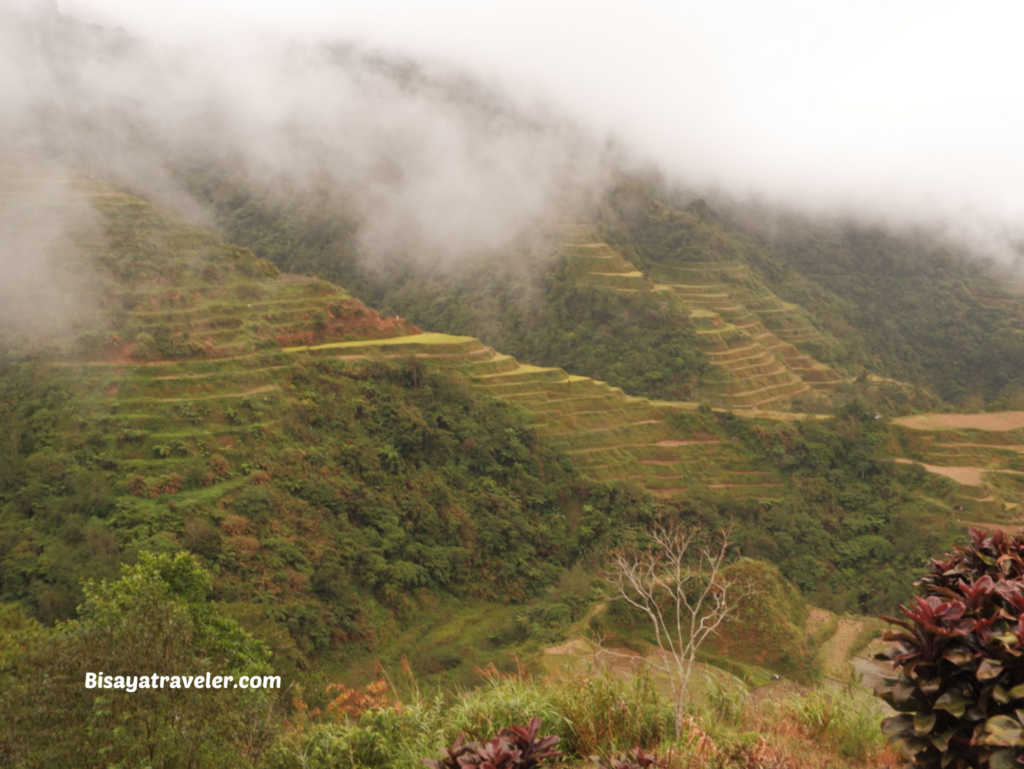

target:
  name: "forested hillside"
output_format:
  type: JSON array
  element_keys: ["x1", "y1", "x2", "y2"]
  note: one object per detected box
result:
[
  {"x1": 664, "y1": 196, "x2": 1024, "y2": 408},
  {"x1": 186, "y1": 168, "x2": 1024, "y2": 413},
  {"x1": 0, "y1": 174, "x2": 669, "y2": 679},
  {"x1": 0, "y1": 166, "x2": 967, "y2": 653}
]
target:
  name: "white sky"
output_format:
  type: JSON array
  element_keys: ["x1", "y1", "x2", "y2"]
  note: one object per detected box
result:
[{"x1": 52, "y1": 0, "x2": 1024, "y2": 238}]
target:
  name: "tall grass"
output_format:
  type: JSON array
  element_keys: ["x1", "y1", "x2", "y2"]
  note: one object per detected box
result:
[
  {"x1": 266, "y1": 669, "x2": 889, "y2": 769},
  {"x1": 266, "y1": 668, "x2": 671, "y2": 769},
  {"x1": 781, "y1": 684, "x2": 888, "y2": 762},
  {"x1": 551, "y1": 667, "x2": 671, "y2": 755}
]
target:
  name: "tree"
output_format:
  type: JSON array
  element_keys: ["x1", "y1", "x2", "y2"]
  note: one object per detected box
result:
[
  {"x1": 602, "y1": 525, "x2": 750, "y2": 736},
  {"x1": 0, "y1": 552, "x2": 277, "y2": 768}
]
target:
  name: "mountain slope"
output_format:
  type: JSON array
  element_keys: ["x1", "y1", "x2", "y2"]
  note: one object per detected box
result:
[{"x1": 0, "y1": 166, "x2": 661, "y2": 674}]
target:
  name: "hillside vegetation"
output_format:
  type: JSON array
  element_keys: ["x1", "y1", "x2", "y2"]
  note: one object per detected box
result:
[
  {"x1": 0, "y1": 172, "x2": 667, "y2": 677},
  {"x1": 6, "y1": 161, "x2": 1022, "y2": 768}
]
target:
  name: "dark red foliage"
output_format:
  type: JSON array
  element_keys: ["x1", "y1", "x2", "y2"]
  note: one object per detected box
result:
[
  {"x1": 876, "y1": 527, "x2": 1024, "y2": 768},
  {"x1": 424, "y1": 717, "x2": 562, "y2": 769}
]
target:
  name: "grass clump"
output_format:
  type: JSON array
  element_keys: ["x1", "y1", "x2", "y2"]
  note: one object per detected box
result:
[{"x1": 781, "y1": 685, "x2": 888, "y2": 763}]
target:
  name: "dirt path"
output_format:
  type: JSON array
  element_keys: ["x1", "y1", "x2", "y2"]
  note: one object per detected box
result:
[
  {"x1": 806, "y1": 607, "x2": 833, "y2": 637},
  {"x1": 817, "y1": 617, "x2": 868, "y2": 683}
]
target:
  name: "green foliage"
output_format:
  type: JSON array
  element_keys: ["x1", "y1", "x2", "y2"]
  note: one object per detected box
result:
[
  {"x1": 270, "y1": 671, "x2": 671, "y2": 769},
  {"x1": 0, "y1": 349, "x2": 655, "y2": 670},
  {"x1": 714, "y1": 559, "x2": 812, "y2": 679},
  {"x1": 721, "y1": 207, "x2": 1024, "y2": 407},
  {"x1": 373, "y1": 257, "x2": 709, "y2": 402},
  {"x1": 549, "y1": 670, "x2": 670, "y2": 755},
  {"x1": 0, "y1": 552, "x2": 275, "y2": 768},
  {"x1": 875, "y1": 528, "x2": 1024, "y2": 768},
  {"x1": 709, "y1": 406, "x2": 959, "y2": 615}
]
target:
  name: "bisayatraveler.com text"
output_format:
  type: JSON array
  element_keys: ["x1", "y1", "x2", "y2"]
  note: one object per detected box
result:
[{"x1": 85, "y1": 672, "x2": 281, "y2": 691}]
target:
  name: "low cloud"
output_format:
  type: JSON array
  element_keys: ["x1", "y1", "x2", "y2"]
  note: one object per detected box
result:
[{"x1": 0, "y1": 3, "x2": 616, "y2": 275}]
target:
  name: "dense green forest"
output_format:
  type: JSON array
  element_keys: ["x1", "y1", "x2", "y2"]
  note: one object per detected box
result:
[{"x1": 182, "y1": 167, "x2": 710, "y2": 402}]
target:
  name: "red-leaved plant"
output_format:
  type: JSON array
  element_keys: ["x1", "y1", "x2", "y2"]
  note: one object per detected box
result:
[
  {"x1": 424, "y1": 716, "x2": 562, "y2": 769},
  {"x1": 876, "y1": 527, "x2": 1024, "y2": 768}
]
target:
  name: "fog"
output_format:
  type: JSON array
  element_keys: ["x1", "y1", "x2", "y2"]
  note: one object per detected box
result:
[
  {"x1": 0, "y1": 155, "x2": 100, "y2": 338},
  {"x1": 0, "y1": 0, "x2": 617, "y2": 276},
  {"x1": 3, "y1": 0, "x2": 1024, "y2": 272}
]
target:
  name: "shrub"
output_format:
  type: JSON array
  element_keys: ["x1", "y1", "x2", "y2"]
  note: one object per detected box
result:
[
  {"x1": 441, "y1": 670, "x2": 568, "y2": 746},
  {"x1": 875, "y1": 527, "x2": 1024, "y2": 768},
  {"x1": 424, "y1": 717, "x2": 561, "y2": 769}
]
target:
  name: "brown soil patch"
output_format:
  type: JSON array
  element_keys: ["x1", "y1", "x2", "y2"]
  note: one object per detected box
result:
[
  {"x1": 544, "y1": 638, "x2": 591, "y2": 656},
  {"x1": 277, "y1": 273, "x2": 321, "y2": 283},
  {"x1": 805, "y1": 607, "x2": 832, "y2": 637},
  {"x1": 893, "y1": 458, "x2": 983, "y2": 485},
  {"x1": 594, "y1": 646, "x2": 646, "y2": 677},
  {"x1": 895, "y1": 411, "x2": 1024, "y2": 432}
]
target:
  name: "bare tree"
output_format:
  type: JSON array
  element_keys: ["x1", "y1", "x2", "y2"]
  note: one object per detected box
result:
[{"x1": 601, "y1": 525, "x2": 751, "y2": 736}]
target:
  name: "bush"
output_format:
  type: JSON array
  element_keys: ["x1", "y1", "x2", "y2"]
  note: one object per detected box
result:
[
  {"x1": 875, "y1": 527, "x2": 1024, "y2": 768},
  {"x1": 424, "y1": 717, "x2": 561, "y2": 769}
]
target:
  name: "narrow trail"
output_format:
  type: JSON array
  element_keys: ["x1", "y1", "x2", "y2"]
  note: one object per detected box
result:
[{"x1": 817, "y1": 616, "x2": 867, "y2": 683}]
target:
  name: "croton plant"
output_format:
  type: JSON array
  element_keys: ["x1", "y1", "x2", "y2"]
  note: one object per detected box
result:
[{"x1": 877, "y1": 528, "x2": 1024, "y2": 768}]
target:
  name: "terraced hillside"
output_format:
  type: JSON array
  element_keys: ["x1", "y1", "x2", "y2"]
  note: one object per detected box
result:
[
  {"x1": 3, "y1": 169, "x2": 796, "y2": 501},
  {"x1": 560, "y1": 226, "x2": 843, "y2": 410},
  {"x1": 7, "y1": 166, "x2": 668, "y2": 650},
  {"x1": 287, "y1": 332, "x2": 787, "y2": 500},
  {"x1": 3, "y1": 166, "x2": 792, "y2": 531},
  {"x1": 891, "y1": 412, "x2": 1024, "y2": 520}
]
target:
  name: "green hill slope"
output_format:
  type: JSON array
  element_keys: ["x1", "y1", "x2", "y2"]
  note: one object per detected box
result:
[
  {"x1": 0, "y1": 162, "x2": 970, "y2": 686},
  {"x1": 0, "y1": 167, "x2": 664, "y2": 673}
]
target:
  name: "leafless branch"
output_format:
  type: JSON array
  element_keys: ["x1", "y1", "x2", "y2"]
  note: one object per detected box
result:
[{"x1": 601, "y1": 524, "x2": 754, "y2": 737}]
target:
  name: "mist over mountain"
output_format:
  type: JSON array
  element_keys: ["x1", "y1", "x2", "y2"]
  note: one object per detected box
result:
[
  {"x1": 0, "y1": 1, "x2": 616, "y2": 277},
  {"x1": 19, "y1": 0, "x2": 1023, "y2": 266}
]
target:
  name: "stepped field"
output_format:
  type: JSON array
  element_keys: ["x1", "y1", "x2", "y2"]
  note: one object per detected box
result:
[
  {"x1": 289, "y1": 332, "x2": 788, "y2": 500},
  {"x1": 3, "y1": 164, "x2": 795, "y2": 542},
  {"x1": 559, "y1": 226, "x2": 844, "y2": 411},
  {"x1": 891, "y1": 412, "x2": 1024, "y2": 520}
]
